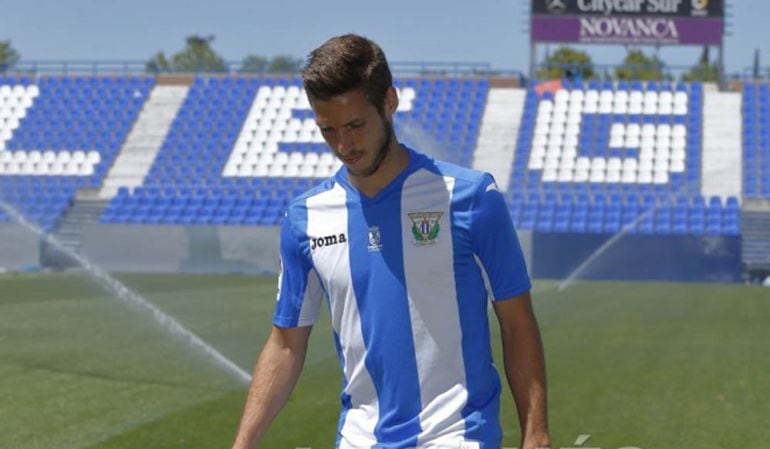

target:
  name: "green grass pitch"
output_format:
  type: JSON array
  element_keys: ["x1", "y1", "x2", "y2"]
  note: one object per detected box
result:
[{"x1": 1, "y1": 272, "x2": 769, "y2": 449}]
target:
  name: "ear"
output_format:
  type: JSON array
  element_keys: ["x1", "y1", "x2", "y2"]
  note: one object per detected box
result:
[{"x1": 384, "y1": 86, "x2": 399, "y2": 115}]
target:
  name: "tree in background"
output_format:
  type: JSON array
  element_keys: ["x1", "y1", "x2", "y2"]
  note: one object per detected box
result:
[
  {"x1": 615, "y1": 49, "x2": 669, "y2": 81},
  {"x1": 267, "y1": 55, "x2": 303, "y2": 73},
  {"x1": 145, "y1": 51, "x2": 170, "y2": 73},
  {"x1": 240, "y1": 54, "x2": 303, "y2": 74},
  {"x1": 681, "y1": 46, "x2": 719, "y2": 82},
  {"x1": 239, "y1": 55, "x2": 268, "y2": 73},
  {"x1": 171, "y1": 35, "x2": 227, "y2": 73},
  {"x1": 0, "y1": 40, "x2": 20, "y2": 71},
  {"x1": 146, "y1": 35, "x2": 227, "y2": 73},
  {"x1": 535, "y1": 47, "x2": 595, "y2": 80}
]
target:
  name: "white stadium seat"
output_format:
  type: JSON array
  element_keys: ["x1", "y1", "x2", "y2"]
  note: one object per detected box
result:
[
  {"x1": 653, "y1": 171, "x2": 669, "y2": 184},
  {"x1": 639, "y1": 158, "x2": 654, "y2": 172},
  {"x1": 671, "y1": 160, "x2": 685, "y2": 173},
  {"x1": 528, "y1": 156, "x2": 544, "y2": 170},
  {"x1": 13, "y1": 151, "x2": 27, "y2": 163},
  {"x1": 21, "y1": 161, "x2": 36, "y2": 174},
  {"x1": 574, "y1": 168, "x2": 589, "y2": 182},
  {"x1": 72, "y1": 150, "x2": 86, "y2": 164},
  {"x1": 589, "y1": 170, "x2": 605, "y2": 183},
  {"x1": 606, "y1": 170, "x2": 621, "y2": 183},
  {"x1": 671, "y1": 149, "x2": 686, "y2": 162},
  {"x1": 542, "y1": 168, "x2": 558, "y2": 182},
  {"x1": 557, "y1": 168, "x2": 574, "y2": 182},
  {"x1": 299, "y1": 165, "x2": 316, "y2": 177},
  {"x1": 575, "y1": 157, "x2": 591, "y2": 171},
  {"x1": 638, "y1": 170, "x2": 653, "y2": 183},
  {"x1": 569, "y1": 90, "x2": 584, "y2": 103},
  {"x1": 544, "y1": 156, "x2": 560, "y2": 170},
  {"x1": 80, "y1": 163, "x2": 94, "y2": 176},
  {"x1": 284, "y1": 165, "x2": 300, "y2": 177},
  {"x1": 254, "y1": 165, "x2": 269, "y2": 177}
]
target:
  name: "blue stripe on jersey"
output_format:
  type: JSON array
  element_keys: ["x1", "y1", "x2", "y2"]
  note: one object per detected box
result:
[
  {"x1": 345, "y1": 188, "x2": 423, "y2": 447},
  {"x1": 425, "y1": 163, "x2": 503, "y2": 445},
  {"x1": 273, "y1": 202, "x2": 313, "y2": 328},
  {"x1": 333, "y1": 329, "x2": 352, "y2": 449}
]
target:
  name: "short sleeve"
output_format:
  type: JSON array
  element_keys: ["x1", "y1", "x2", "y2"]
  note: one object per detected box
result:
[
  {"x1": 470, "y1": 174, "x2": 532, "y2": 301},
  {"x1": 272, "y1": 213, "x2": 324, "y2": 328}
]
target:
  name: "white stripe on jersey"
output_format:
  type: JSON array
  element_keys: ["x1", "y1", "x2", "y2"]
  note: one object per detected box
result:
[
  {"x1": 400, "y1": 169, "x2": 468, "y2": 445},
  {"x1": 297, "y1": 269, "x2": 324, "y2": 326},
  {"x1": 306, "y1": 184, "x2": 379, "y2": 447}
]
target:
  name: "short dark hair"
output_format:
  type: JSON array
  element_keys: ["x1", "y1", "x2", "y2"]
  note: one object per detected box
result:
[{"x1": 302, "y1": 34, "x2": 393, "y2": 111}]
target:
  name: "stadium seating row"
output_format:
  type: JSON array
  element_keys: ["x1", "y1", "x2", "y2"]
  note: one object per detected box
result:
[
  {"x1": 0, "y1": 76, "x2": 153, "y2": 230},
  {"x1": 742, "y1": 83, "x2": 770, "y2": 198},
  {"x1": 516, "y1": 82, "x2": 701, "y2": 191},
  {"x1": 102, "y1": 75, "x2": 487, "y2": 224},
  {"x1": 1, "y1": 75, "x2": 761, "y2": 239},
  {"x1": 512, "y1": 195, "x2": 740, "y2": 236}
]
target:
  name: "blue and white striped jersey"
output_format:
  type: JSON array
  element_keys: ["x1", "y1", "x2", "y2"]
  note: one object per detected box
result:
[{"x1": 273, "y1": 146, "x2": 531, "y2": 449}]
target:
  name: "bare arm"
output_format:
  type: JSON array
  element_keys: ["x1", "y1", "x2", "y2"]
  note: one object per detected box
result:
[
  {"x1": 493, "y1": 291, "x2": 550, "y2": 449},
  {"x1": 231, "y1": 325, "x2": 312, "y2": 449}
]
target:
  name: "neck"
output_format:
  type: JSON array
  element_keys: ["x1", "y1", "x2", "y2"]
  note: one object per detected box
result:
[{"x1": 348, "y1": 141, "x2": 409, "y2": 198}]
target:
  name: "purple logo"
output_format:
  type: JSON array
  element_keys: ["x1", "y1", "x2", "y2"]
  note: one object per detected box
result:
[{"x1": 580, "y1": 16, "x2": 680, "y2": 43}]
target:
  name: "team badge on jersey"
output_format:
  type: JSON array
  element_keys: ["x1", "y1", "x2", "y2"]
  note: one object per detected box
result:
[
  {"x1": 368, "y1": 226, "x2": 383, "y2": 252},
  {"x1": 408, "y1": 212, "x2": 443, "y2": 246}
]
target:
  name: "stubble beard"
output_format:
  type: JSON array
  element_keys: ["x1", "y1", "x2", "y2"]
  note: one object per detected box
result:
[{"x1": 346, "y1": 115, "x2": 394, "y2": 179}]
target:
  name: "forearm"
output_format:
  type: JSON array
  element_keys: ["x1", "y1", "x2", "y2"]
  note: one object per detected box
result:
[
  {"x1": 231, "y1": 337, "x2": 307, "y2": 449},
  {"x1": 500, "y1": 319, "x2": 550, "y2": 448}
]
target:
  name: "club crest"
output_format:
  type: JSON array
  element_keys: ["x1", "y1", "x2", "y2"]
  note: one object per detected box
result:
[
  {"x1": 408, "y1": 212, "x2": 443, "y2": 246},
  {"x1": 368, "y1": 226, "x2": 383, "y2": 252}
]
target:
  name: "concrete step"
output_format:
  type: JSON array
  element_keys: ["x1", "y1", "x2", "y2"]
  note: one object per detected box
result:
[
  {"x1": 124, "y1": 133, "x2": 168, "y2": 140},
  {"x1": 112, "y1": 150, "x2": 159, "y2": 158},
  {"x1": 124, "y1": 137, "x2": 166, "y2": 146},
  {"x1": 472, "y1": 87, "x2": 525, "y2": 192},
  {"x1": 110, "y1": 167, "x2": 155, "y2": 176},
  {"x1": 98, "y1": 85, "x2": 188, "y2": 200}
]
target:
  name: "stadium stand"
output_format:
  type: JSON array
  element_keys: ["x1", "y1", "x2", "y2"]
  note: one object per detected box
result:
[
  {"x1": 0, "y1": 74, "x2": 745, "y2": 239},
  {"x1": 0, "y1": 75, "x2": 153, "y2": 231},
  {"x1": 509, "y1": 79, "x2": 740, "y2": 236},
  {"x1": 99, "y1": 76, "x2": 487, "y2": 225},
  {"x1": 742, "y1": 83, "x2": 770, "y2": 199}
]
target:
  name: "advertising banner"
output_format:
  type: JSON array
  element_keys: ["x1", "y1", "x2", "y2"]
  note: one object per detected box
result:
[{"x1": 531, "y1": 0, "x2": 724, "y2": 45}]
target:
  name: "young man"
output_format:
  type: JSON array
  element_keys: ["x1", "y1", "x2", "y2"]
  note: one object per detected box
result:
[{"x1": 232, "y1": 34, "x2": 550, "y2": 449}]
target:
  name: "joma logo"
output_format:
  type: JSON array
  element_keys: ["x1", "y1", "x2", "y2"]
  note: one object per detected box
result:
[{"x1": 310, "y1": 233, "x2": 347, "y2": 250}]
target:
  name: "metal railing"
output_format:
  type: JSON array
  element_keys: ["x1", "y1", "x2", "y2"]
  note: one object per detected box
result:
[{"x1": 0, "y1": 60, "x2": 519, "y2": 78}]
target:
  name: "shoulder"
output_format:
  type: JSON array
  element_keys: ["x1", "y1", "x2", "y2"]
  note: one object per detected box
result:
[
  {"x1": 288, "y1": 176, "x2": 338, "y2": 207},
  {"x1": 421, "y1": 157, "x2": 499, "y2": 198},
  {"x1": 283, "y1": 177, "x2": 340, "y2": 228}
]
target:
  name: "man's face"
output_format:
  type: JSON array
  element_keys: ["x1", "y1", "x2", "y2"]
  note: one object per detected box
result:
[{"x1": 311, "y1": 88, "x2": 395, "y2": 178}]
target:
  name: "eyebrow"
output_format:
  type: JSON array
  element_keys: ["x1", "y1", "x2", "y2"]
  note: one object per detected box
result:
[{"x1": 317, "y1": 118, "x2": 363, "y2": 129}]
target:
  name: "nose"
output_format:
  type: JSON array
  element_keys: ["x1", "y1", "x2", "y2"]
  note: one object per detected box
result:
[{"x1": 337, "y1": 128, "x2": 355, "y2": 154}]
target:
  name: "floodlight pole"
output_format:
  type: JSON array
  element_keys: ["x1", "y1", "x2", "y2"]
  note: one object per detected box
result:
[{"x1": 528, "y1": 0, "x2": 536, "y2": 80}]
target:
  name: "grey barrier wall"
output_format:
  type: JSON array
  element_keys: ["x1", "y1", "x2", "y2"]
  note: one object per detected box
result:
[
  {"x1": 80, "y1": 225, "x2": 281, "y2": 274},
  {"x1": 78, "y1": 226, "x2": 532, "y2": 276},
  {"x1": 0, "y1": 224, "x2": 41, "y2": 270},
  {"x1": 0, "y1": 223, "x2": 739, "y2": 283},
  {"x1": 531, "y1": 232, "x2": 742, "y2": 283},
  {"x1": 75, "y1": 228, "x2": 532, "y2": 274}
]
